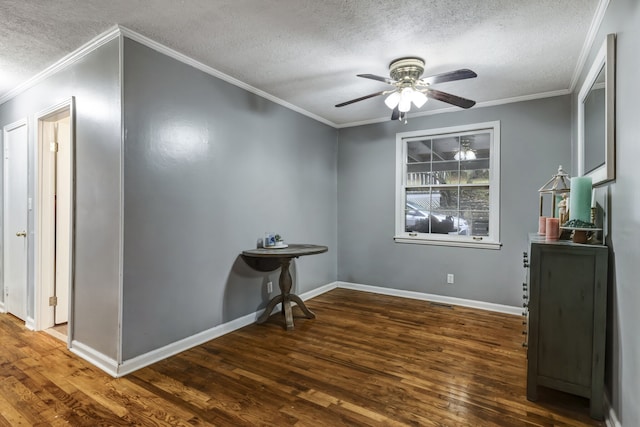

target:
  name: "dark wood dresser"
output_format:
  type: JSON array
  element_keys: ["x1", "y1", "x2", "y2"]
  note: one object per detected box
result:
[{"x1": 524, "y1": 234, "x2": 608, "y2": 420}]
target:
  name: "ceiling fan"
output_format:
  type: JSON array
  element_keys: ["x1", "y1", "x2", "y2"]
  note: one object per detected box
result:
[{"x1": 335, "y1": 57, "x2": 477, "y2": 122}]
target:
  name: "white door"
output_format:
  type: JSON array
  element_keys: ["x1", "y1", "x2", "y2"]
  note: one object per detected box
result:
[
  {"x1": 3, "y1": 120, "x2": 28, "y2": 321},
  {"x1": 36, "y1": 101, "x2": 74, "y2": 332},
  {"x1": 54, "y1": 118, "x2": 70, "y2": 324}
]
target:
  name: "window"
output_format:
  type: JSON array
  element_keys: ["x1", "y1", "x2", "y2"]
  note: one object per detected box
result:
[{"x1": 394, "y1": 121, "x2": 501, "y2": 249}]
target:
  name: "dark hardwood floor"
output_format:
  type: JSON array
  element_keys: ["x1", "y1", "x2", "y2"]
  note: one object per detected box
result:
[{"x1": 0, "y1": 288, "x2": 604, "y2": 426}]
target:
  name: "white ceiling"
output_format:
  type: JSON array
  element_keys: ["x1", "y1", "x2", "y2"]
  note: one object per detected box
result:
[{"x1": 0, "y1": 0, "x2": 602, "y2": 127}]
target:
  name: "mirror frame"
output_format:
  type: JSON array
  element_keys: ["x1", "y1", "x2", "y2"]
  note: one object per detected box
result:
[{"x1": 578, "y1": 33, "x2": 615, "y2": 185}]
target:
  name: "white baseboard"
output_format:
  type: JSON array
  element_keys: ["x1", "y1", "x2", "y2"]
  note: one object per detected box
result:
[
  {"x1": 299, "y1": 282, "x2": 338, "y2": 301},
  {"x1": 336, "y1": 281, "x2": 522, "y2": 315},
  {"x1": 75, "y1": 280, "x2": 521, "y2": 377},
  {"x1": 43, "y1": 327, "x2": 67, "y2": 343},
  {"x1": 605, "y1": 393, "x2": 622, "y2": 427},
  {"x1": 116, "y1": 310, "x2": 259, "y2": 377},
  {"x1": 0, "y1": 301, "x2": 5, "y2": 313},
  {"x1": 70, "y1": 340, "x2": 119, "y2": 377},
  {"x1": 25, "y1": 316, "x2": 36, "y2": 331},
  {"x1": 116, "y1": 282, "x2": 341, "y2": 377}
]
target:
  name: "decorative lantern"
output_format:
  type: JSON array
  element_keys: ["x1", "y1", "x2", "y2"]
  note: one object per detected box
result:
[{"x1": 538, "y1": 165, "x2": 571, "y2": 219}]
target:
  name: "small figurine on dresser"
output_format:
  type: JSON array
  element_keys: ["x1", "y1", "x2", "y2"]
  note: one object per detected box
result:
[{"x1": 558, "y1": 195, "x2": 568, "y2": 225}]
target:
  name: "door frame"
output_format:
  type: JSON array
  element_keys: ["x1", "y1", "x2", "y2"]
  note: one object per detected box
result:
[
  {"x1": 2, "y1": 118, "x2": 29, "y2": 317},
  {"x1": 34, "y1": 97, "x2": 75, "y2": 343}
]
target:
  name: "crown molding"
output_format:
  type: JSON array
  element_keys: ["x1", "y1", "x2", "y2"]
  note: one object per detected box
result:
[
  {"x1": 117, "y1": 26, "x2": 336, "y2": 128},
  {"x1": 569, "y1": 0, "x2": 611, "y2": 92},
  {"x1": 335, "y1": 88, "x2": 571, "y2": 129},
  {"x1": 0, "y1": 26, "x2": 121, "y2": 106},
  {"x1": 0, "y1": 24, "x2": 338, "y2": 127}
]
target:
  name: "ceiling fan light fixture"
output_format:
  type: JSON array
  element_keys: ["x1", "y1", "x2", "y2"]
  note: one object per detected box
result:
[
  {"x1": 411, "y1": 90, "x2": 428, "y2": 108},
  {"x1": 335, "y1": 56, "x2": 477, "y2": 122},
  {"x1": 398, "y1": 87, "x2": 413, "y2": 112},
  {"x1": 398, "y1": 98, "x2": 411, "y2": 113},
  {"x1": 384, "y1": 91, "x2": 400, "y2": 109}
]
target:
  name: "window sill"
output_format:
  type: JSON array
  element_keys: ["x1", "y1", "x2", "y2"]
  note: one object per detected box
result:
[{"x1": 394, "y1": 235, "x2": 502, "y2": 250}]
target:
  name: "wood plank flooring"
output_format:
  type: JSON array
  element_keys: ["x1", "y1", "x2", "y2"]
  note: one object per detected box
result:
[{"x1": 0, "y1": 288, "x2": 604, "y2": 426}]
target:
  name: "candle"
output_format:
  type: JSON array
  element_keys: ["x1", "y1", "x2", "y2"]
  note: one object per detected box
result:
[
  {"x1": 591, "y1": 188, "x2": 596, "y2": 208},
  {"x1": 538, "y1": 216, "x2": 547, "y2": 235},
  {"x1": 546, "y1": 218, "x2": 560, "y2": 241},
  {"x1": 569, "y1": 177, "x2": 592, "y2": 222}
]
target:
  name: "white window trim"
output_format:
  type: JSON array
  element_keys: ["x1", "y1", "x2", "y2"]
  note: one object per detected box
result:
[{"x1": 394, "y1": 121, "x2": 502, "y2": 249}]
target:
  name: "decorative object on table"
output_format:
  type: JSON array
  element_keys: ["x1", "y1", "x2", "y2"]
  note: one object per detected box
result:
[
  {"x1": 557, "y1": 195, "x2": 568, "y2": 225},
  {"x1": 264, "y1": 232, "x2": 276, "y2": 247},
  {"x1": 587, "y1": 186, "x2": 608, "y2": 245},
  {"x1": 538, "y1": 165, "x2": 571, "y2": 219},
  {"x1": 273, "y1": 234, "x2": 288, "y2": 248},
  {"x1": 561, "y1": 218, "x2": 601, "y2": 244},
  {"x1": 538, "y1": 216, "x2": 547, "y2": 235},
  {"x1": 589, "y1": 206, "x2": 601, "y2": 244},
  {"x1": 545, "y1": 218, "x2": 560, "y2": 241},
  {"x1": 569, "y1": 176, "x2": 592, "y2": 222}
]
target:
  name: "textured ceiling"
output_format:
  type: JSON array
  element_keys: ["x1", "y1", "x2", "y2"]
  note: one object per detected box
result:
[{"x1": 0, "y1": 0, "x2": 601, "y2": 127}]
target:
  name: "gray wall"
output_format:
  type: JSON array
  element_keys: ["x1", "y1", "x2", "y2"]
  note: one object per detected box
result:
[
  {"x1": 0, "y1": 39, "x2": 122, "y2": 359},
  {"x1": 571, "y1": 0, "x2": 640, "y2": 424},
  {"x1": 337, "y1": 96, "x2": 571, "y2": 307},
  {"x1": 121, "y1": 39, "x2": 338, "y2": 360}
]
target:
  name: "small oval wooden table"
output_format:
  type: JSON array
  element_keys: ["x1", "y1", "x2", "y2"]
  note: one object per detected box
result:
[{"x1": 242, "y1": 244, "x2": 328, "y2": 330}]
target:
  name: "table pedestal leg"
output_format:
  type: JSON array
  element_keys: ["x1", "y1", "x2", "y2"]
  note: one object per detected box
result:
[
  {"x1": 290, "y1": 294, "x2": 316, "y2": 319},
  {"x1": 256, "y1": 294, "x2": 283, "y2": 324},
  {"x1": 257, "y1": 257, "x2": 316, "y2": 330}
]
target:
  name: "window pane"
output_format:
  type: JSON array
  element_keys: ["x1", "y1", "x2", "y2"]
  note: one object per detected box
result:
[
  {"x1": 460, "y1": 187, "x2": 489, "y2": 211},
  {"x1": 430, "y1": 210, "x2": 468, "y2": 235},
  {"x1": 460, "y1": 187, "x2": 490, "y2": 236},
  {"x1": 432, "y1": 136, "x2": 459, "y2": 185},
  {"x1": 405, "y1": 189, "x2": 431, "y2": 232},
  {"x1": 406, "y1": 139, "x2": 433, "y2": 163},
  {"x1": 406, "y1": 139, "x2": 432, "y2": 186},
  {"x1": 466, "y1": 211, "x2": 490, "y2": 236},
  {"x1": 459, "y1": 166, "x2": 489, "y2": 184},
  {"x1": 435, "y1": 188, "x2": 459, "y2": 211}
]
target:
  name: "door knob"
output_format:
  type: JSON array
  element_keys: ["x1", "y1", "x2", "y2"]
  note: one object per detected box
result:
[{"x1": 15, "y1": 230, "x2": 26, "y2": 237}]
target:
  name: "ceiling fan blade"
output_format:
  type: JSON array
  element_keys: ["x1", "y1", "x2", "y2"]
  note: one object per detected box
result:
[
  {"x1": 391, "y1": 106, "x2": 400, "y2": 121},
  {"x1": 357, "y1": 74, "x2": 395, "y2": 85},
  {"x1": 421, "y1": 69, "x2": 477, "y2": 86},
  {"x1": 335, "y1": 91, "x2": 386, "y2": 107},
  {"x1": 426, "y1": 89, "x2": 476, "y2": 109}
]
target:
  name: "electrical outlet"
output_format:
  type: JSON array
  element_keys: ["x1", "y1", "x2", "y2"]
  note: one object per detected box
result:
[
  {"x1": 447, "y1": 274, "x2": 454, "y2": 284},
  {"x1": 267, "y1": 281, "x2": 273, "y2": 293}
]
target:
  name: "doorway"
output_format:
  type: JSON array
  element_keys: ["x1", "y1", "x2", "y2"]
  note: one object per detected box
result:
[
  {"x1": 3, "y1": 119, "x2": 29, "y2": 321},
  {"x1": 36, "y1": 99, "x2": 74, "y2": 342}
]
